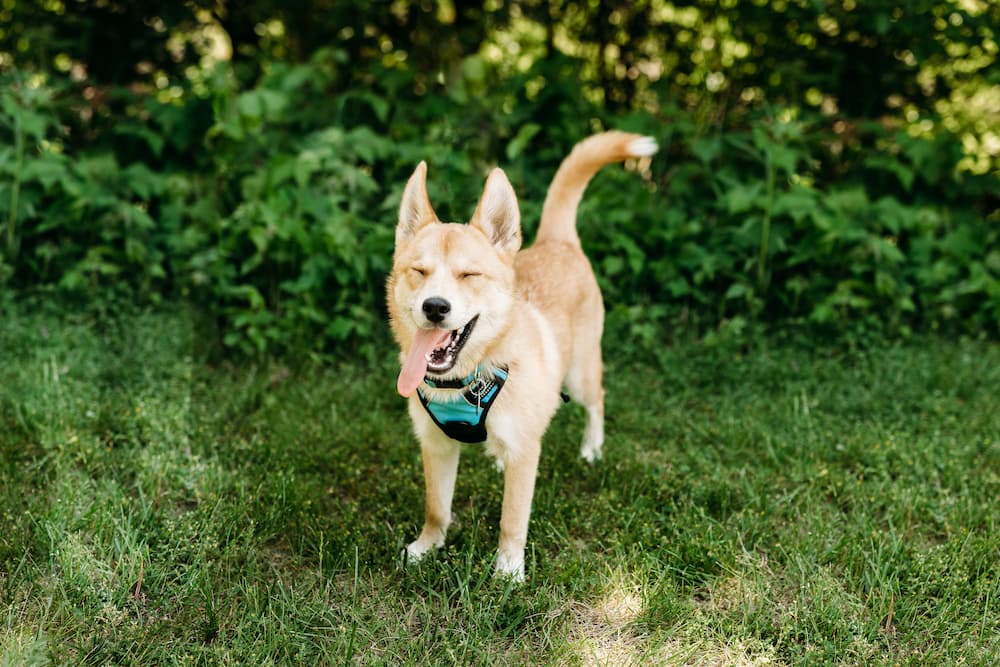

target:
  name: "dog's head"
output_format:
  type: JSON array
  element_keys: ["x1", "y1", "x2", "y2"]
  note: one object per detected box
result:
[{"x1": 388, "y1": 162, "x2": 521, "y2": 397}]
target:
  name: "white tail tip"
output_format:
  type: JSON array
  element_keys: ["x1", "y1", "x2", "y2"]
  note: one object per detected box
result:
[{"x1": 626, "y1": 136, "x2": 659, "y2": 157}]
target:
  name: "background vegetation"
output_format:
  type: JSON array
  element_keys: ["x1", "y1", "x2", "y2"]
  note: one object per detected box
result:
[
  {"x1": 2, "y1": 3, "x2": 999, "y2": 664},
  {"x1": 1, "y1": 0, "x2": 997, "y2": 354}
]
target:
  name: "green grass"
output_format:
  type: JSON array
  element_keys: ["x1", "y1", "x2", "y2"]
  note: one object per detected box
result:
[{"x1": 1, "y1": 304, "x2": 998, "y2": 665}]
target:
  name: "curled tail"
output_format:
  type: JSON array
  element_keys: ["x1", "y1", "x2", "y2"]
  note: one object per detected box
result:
[{"x1": 535, "y1": 131, "x2": 658, "y2": 247}]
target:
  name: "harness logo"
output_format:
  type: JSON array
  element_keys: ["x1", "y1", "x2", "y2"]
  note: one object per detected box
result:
[{"x1": 468, "y1": 377, "x2": 494, "y2": 400}]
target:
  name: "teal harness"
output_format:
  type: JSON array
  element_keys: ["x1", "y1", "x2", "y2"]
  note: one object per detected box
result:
[{"x1": 416, "y1": 365, "x2": 508, "y2": 443}]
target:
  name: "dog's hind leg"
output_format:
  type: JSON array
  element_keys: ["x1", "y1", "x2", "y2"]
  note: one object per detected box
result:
[{"x1": 565, "y1": 344, "x2": 605, "y2": 464}]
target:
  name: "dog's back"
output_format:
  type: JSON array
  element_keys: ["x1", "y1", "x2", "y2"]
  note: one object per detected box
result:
[
  {"x1": 516, "y1": 132, "x2": 658, "y2": 381},
  {"x1": 511, "y1": 131, "x2": 657, "y2": 464}
]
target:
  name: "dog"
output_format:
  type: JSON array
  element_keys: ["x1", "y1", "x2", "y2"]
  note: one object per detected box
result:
[{"x1": 387, "y1": 131, "x2": 658, "y2": 581}]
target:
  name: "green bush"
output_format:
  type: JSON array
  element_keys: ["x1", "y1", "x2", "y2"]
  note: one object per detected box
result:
[
  {"x1": 1, "y1": 5, "x2": 997, "y2": 356},
  {"x1": 585, "y1": 110, "x2": 999, "y2": 344},
  {"x1": 0, "y1": 73, "x2": 172, "y2": 296}
]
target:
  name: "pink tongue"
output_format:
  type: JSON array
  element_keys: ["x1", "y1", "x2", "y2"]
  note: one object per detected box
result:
[{"x1": 397, "y1": 328, "x2": 452, "y2": 397}]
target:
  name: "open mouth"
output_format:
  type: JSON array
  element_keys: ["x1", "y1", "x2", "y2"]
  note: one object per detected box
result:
[{"x1": 426, "y1": 316, "x2": 478, "y2": 374}]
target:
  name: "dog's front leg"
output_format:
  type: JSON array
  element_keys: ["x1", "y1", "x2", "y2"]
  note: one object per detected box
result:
[
  {"x1": 407, "y1": 436, "x2": 460, "y2": 562},
  {"x1": 494, "y1": 442, "x2": 541, "y2": 582}
]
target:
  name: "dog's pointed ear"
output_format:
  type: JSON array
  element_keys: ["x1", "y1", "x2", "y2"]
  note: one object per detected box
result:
[
  {"x1": 470, "y1": 168, "x2": 521, "y2": 256},
  {"x1": 396, "y1": 161, "x2": 438, "y2": 247}
]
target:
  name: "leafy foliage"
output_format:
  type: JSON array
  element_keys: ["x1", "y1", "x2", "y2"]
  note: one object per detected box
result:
[{"x1": 0, "y1": 1, "x2": 997, "y2": 355}]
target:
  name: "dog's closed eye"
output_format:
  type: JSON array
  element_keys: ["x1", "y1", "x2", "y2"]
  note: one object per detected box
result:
[
  {"x1": 458, "y1": 271, "x2": 482, "y2": 280},
  {"x1": 410, "y1": 267, "x2": 428, "y2": 277}
]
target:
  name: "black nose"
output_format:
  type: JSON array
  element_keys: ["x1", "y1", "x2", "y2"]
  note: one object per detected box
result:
[{"x1": 422, "y1": 297, "x2": 451, "y2": 323}]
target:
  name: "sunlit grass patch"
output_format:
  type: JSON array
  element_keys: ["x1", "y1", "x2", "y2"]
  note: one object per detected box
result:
[
  {"x1": 653, "y1": 635, "x2": 781, "y2": 666},
  {"x1": 0, "y1": 628, "x2": 49, "y2": 667},
  {"x1": 562, "y1": 567, "x2": 648, "y2": 665}
]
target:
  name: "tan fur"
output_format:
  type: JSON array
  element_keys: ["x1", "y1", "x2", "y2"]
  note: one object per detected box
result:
[{"x1": 387, "y1": 131, "x2": 657, "y2": 581}]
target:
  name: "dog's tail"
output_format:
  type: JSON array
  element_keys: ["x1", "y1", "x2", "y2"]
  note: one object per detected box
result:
[{"x1": 535, "y1": 131, "x2": 658, "y2": 247}]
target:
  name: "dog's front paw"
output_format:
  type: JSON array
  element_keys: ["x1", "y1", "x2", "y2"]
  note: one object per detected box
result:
[
  {"x1": 580, "y1": 440, "x2": 603, "y2": 464},
  {"x1": 403, "y1": 536, "x2": 441, "y2": 565},
  {"x1": 494, "y1": 550, "x2": 525, "y2": 583}
]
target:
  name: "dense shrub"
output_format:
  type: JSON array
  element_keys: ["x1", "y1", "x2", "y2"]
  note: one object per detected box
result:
[
  {"x1": 1, "y1": 2, "x2": 997, "y2": 356},
  {"x1": 582, "y1": 110, "x2": 999, "y2": 343}
]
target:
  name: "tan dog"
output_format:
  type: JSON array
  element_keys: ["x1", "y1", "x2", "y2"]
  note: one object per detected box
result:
[{"x1": 387, "y1": 131, "x2": 657, "y2": 580}]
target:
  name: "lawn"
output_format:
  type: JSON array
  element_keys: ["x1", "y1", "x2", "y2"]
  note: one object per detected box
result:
[{"x1": 1, "y1": 304, "x2": 998, "y2": 665}]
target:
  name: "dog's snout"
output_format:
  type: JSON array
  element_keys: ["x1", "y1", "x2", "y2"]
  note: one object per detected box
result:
[{"x1": 422, "y1": 297, "x2": 451, "y2": 323}]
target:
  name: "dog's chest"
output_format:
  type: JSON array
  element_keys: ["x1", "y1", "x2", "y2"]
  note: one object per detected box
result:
[{"x1": 416, "y1": 366, "x2": 509, "y2": 443}]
